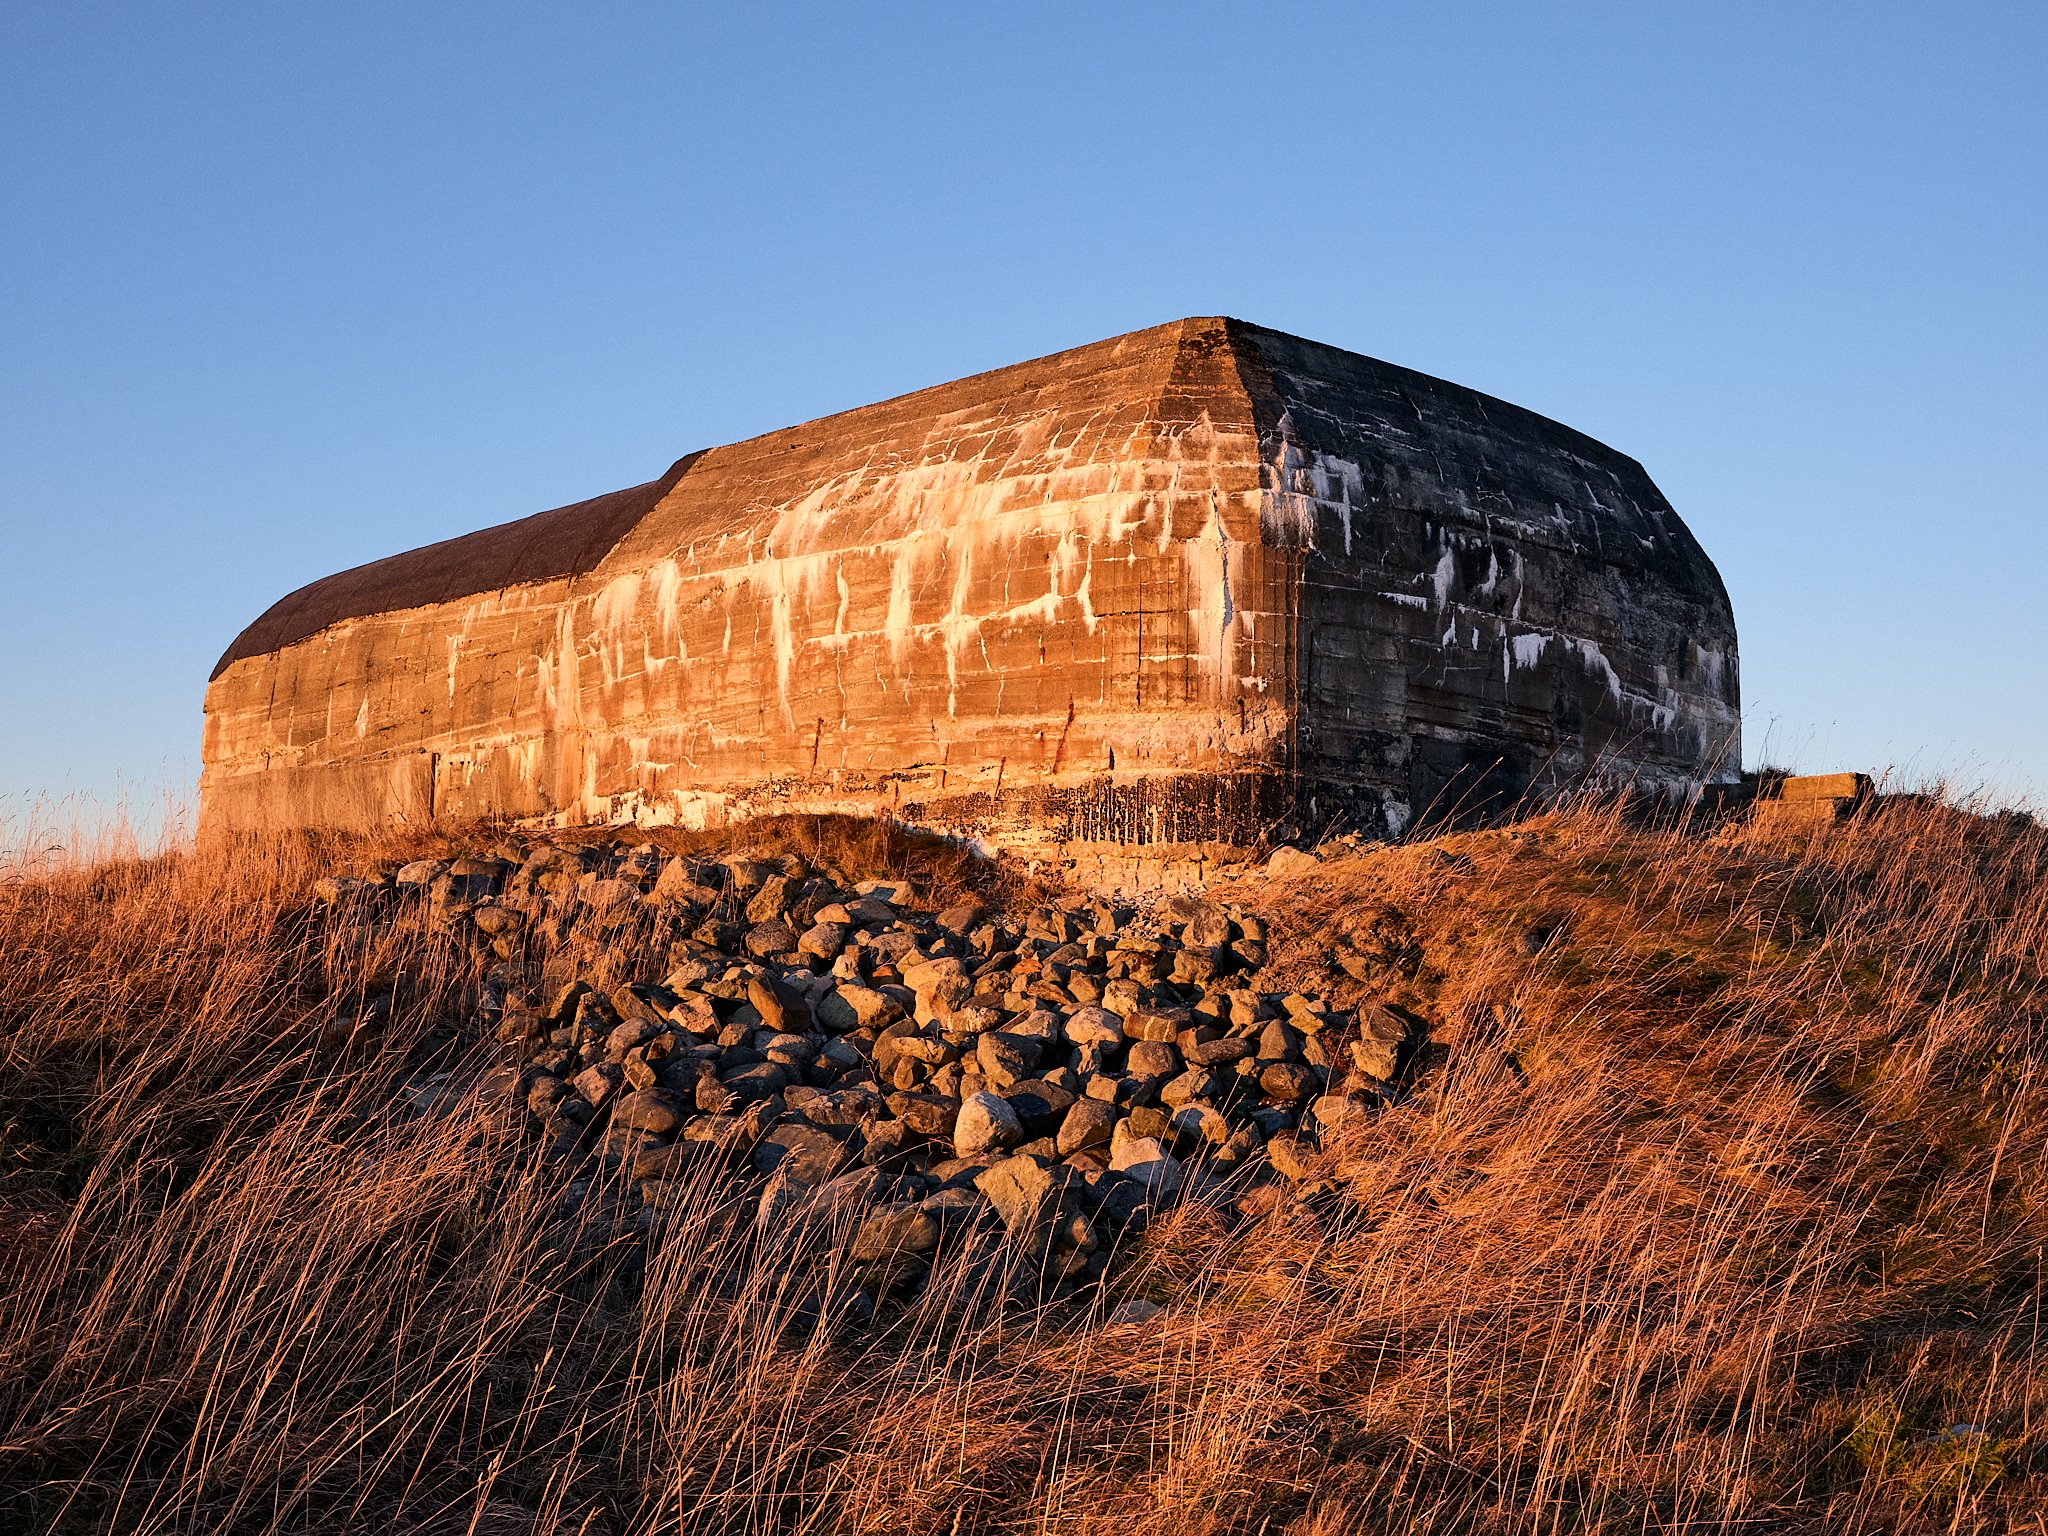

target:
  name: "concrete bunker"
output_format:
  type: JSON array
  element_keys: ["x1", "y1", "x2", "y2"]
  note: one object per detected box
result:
[{"x1": 201, "y1": 317, "x2": 1741, "y2": 861}]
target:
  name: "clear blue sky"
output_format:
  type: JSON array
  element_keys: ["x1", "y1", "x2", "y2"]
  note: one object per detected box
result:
[{"x1": 3, "y1": 2, "x2": 2043, "y2": 829}]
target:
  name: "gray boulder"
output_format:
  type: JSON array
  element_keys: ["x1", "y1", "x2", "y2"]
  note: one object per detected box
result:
[{"x1": 953, "y1": 1090, "x2": 1023, "y2": 1157}]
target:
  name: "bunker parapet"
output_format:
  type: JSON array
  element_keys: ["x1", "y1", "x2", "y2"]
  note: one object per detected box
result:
[{"x1": 201, "y1": 317, "x2": 1740, "y2": 854}]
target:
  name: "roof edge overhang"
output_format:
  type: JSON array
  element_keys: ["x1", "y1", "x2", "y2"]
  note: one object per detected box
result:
[{"x1": 208, "y1": 452, "x2": 702, "y2": 680}]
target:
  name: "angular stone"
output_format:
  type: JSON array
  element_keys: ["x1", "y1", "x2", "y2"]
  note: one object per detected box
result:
[
  {"x1": 945, "y1": 1002, "x2": 1006, "y2": 1038},
  {"x1": 597, "y1": 1122, "x2": 666, "y2": 1166},
  {"x1": 747, "y1": 973, "x2": 811, "y2": 1033},
  {"x1": 1361, "y1": 1002, "x2": 1413, "y2": 1046},
  {"x1": 1127, "y1": 1009, "x2": 1186, "y2": 1043},
  {"x1": 607, "y1": 1017, "x2": 665, "y2": 1057},
  {"x1": 718, "y1": 1062, "x2": 789, "y2": 1102},
  {"x1": 1212, "y1": 1125, "x2": 1263, "y2": 1169},
  {"x1": 918, "y1": 1184, "x2": 990, "y2": 1233},
  {"x1": 1108, "y1": 1133, "x2": 1183, "y2": 1195},
  {"x1": 653, "y1": 857, "x2": 718, "y2": 904},
  {"x1": 936, "y1": 902, "x2": 985, "y2": 936},
  {"x1": 622, "y1": 1055, "x2": 659, "y2": 1090},
  {"x1": 850, "y1": 1203, "x2": 941, "y2": 1261},
  {"x1": 1056, "y1": 1097, "x2": 1118, "y2": 1156},
  {"x1": 544, "y1": 978, "x2": 593, "y2": 1028},
  {"x1": 1313, "y1": 1093, "x2": 1373, "y2": 1129},
  {"x1": 1258, "y1": 1019, "x2": 1305, "y2": 1062},
  {"x1": 745, "y1": 920, "x2": 799, "y2": 959},
  {"x1": 913, "y1": 973, "x2": 974, "y2": 1014},
  {"x1": 1126, "y1": 1040, "x2": 1181, "y2": 1078},
  {"x1": 313, "y1": 875, "x2": 377, "y2": 904},
  {"x1": 1124, "y1": 1105, "x2": 1171, "y2": 1141},
  {"x1": 633, "y1": 1139, "x2": 715, "y2": 1181},
  {"x1": 1084, "y1": 1072, "x2": 1143, "y2": 1107},
  {"x1": 394, "y1": 859, "x2": 447, "y2": 888},
  {"x1": 975, "y1": 1031, "x2": 1040, "y2": 1090},
  {"x1": 1260, "y1": 1062, "x2": 1320, "y2": 1100},
  {"x1": 1351, "y1": 1038, "x2": 1400, "y2": 1082},
  {"x1": 1266, "y1": 1131, "x2": 1326, "y2": 1182},
  {"x1": 1063, "y1": 1006, "x2": 1124, "y2": 1048},
  {"x1": 1283, "y1": 994, "x2": 1331, "y2": 1030},
  {"x1": 1160, "y1": 1068, "x2": 1217, "y2": 1108},
  {"x1": 613, "y1": 1087, "x2": 688, "y2": 1135},
  {"x1": 750, "y1": 1123, "x2": 852, "y2": 1185},
  {"x1": 816, "y1": 983, "x2": 900, "y2": 1033},
  {"x1": 1091, "y1": 1175, "x2": 1151, "y2": 1229},
  {"x1": 785, "y1": 1084, "x2": 884, "y2": 1127},
  {"x1": 742, "y1": 876, "x2": 791, "y2": 923},
  {"x1": 694, "y1": 1071, "x2": 740, "y2": 1114},
  {"x1": 1184, "y1": 1035, "x2": 1253, "y2": 1068},
  {"x1": 857, "y1": 1116, "x2": 914, "y2": 1167},
  {"x1": 927, "y1": 1153, "x2": 998, "y2": 1189},
  {"x1": 1099, "y1": 979, "x2": 1143, "y2": 1017},
  {"x1": 1266, "y1": 846, "x2": 1321, "y2": 878},
  {"x1": 890, "y1": 1031, "x2": 952, "y2": 1066},
  {"x1": 798, "y1": 921, "x2": 850, "y2": 961},
  {"x1": 1169, "y1": 1101, "x2": 1231, "y2": 1147},
  {"x1": 973, "y1": 1155, "x2": 1092, "y2": 1257},
  {"x1": 571, "y1": 1062, "x2": 624, "y2": 1108},
  {"x1": 525, "y1": 1073, "x2": 570, "y2": 1115},
  {"x1": 683, "y1": 1098, "x2": 777, "y2": 1151},
  {"x1": 662, "y1": 955, "x2": 721, "y2": 991},
  {"x1": 1002, "y1": 1078, "x2": 1076, "y2": 1133},
  {"x1": 885, "y1": 1091, "x2": 958, "y2": 1138},
  {"x1": 579, "y1": 876, "x2": 642, "y2": 910}
]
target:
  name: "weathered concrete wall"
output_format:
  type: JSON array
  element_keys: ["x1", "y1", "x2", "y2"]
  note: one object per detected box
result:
[
  {"x1": 1237, "y1": 328, "x2": 1740, "y2": 837},
  {"x1": 200, "y1": 318, "x2": 1739, "y2": 851}
]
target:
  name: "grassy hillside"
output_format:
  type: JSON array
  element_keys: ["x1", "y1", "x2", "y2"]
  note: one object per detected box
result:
[{"x1": 1, "y1": 796, "x2": 2044, "y2": 1534}]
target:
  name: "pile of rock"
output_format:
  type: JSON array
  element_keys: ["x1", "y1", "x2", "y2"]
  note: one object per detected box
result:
[{"x1": 316, "y1": 837, "x2": 1421, "y2": 1299}]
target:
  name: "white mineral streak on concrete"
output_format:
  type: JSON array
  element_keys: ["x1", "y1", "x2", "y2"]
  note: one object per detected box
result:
[
  {"x1": 1074, "y1": 556, "x2": 1098, "y2": 635},
  {"x1": 769, "y1": 568, "x2": 799, "y2": 728},
  {"x1": 1560, "y1": 636, "x2": 1682, "y2": 729},
  {"x1": 1306, "y1": 451, "x2": 1365, "y2": 555},
  {"x1": 548, "y1": 606, "x2": 582, "y2": 730},
  {"x1": 938, "y1": 534, "x2": 978, "y2": 718},
  {"x1": 827, "y1": 566, "x2": 852, "y2": 648},
  {"x1": 883, "y1": 539, "x2": 917, "y2": 668},
  {"x1": 1510, "y1": 631, "x2": 1552, "y2": 670},
  {"x1": 1695, "y1": 644, "x2": 1727, "y2": 691},
  {"x1": 647, "y1": 557, "x2": 688, "y2": 657},
  {"x1": 1260, "y1": 412, "x2": 1316, "y2": 547},
  {"x1": 1567, "y1": 637, "x2": 1623, "y2": 702},
  {"x1": 1181, "y1": 495, "x2": 1236, "y2": 688}
]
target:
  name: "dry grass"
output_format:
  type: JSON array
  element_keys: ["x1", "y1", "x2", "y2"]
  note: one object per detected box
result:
[{"x1": 1, "y1": 796, "x2": 2046, "y2": 1533}]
